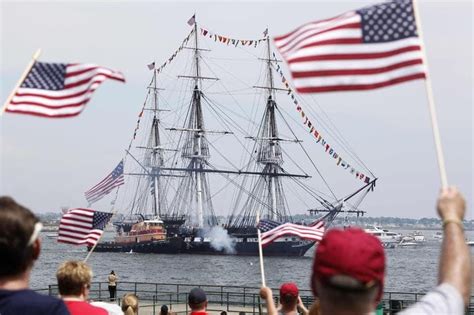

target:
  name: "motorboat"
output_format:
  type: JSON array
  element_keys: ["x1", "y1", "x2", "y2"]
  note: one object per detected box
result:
[
  {"x1": 365, "y1": 226, "x2": 402, "y2": 246},
  {"x1": 433, "y1": 231, "x2": 443, "y2": 241}
]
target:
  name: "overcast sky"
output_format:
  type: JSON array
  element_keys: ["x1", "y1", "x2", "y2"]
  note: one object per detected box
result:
[{"x1": 0, "y1": 0, "x2": 472, "y2": 220}]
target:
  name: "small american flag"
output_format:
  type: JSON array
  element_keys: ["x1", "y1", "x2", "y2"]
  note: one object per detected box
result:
[
  {"x1": 258, "y1": 219, "x2": 325, "y2": 246},
  {"x1": 85, "y1": 160, "x2": 125, "y2": 205},
  {"x1": 57, "y1": 208, "x2": 113, "y2": 246},
  {"x1": 5, "y1": 62, "x2": 125, "y2": 118},
  {"x1": 273, "y1": 0, "x2": 426, "y2": 93}
]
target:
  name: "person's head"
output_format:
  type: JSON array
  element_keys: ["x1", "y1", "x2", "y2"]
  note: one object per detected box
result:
[
  {"x1": 0, "y1": 196, "x2": 42, "y2": 280},
  {"x1": 56, "y1": 260, "x2": 93, "y2": 299},
  {"x1": 160, "y1": 304, "x2": 169, "y2": 315},
  {"x1": 279, "y1": 282, "x2": 299, "y2": 309},
  {"x1": 220, "y1": 311, "x2": 227, "y2": 315},
  {"x1": 122, "y1": 293, "x2": 139, "y2": 315},
  {"x1": 111, "y1": 270, "x2": 115, "y2": 275},
  {"x1": 188, "y1": 287, "x2": 207, "y2": 311},
  {"x1": 311, "y1": 228, "x2": 385, "y2": 314}
]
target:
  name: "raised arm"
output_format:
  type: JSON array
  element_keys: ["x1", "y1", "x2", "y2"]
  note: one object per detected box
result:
[
  {"x1": 437, "y1": 187, "x2": 471, "y2": 305},
  {"x1": 260, "y1": 287, "x2": 277, "y2": 315},
  {"x1": 297, "y1": 296, "x2": 309, "y2": 315}
]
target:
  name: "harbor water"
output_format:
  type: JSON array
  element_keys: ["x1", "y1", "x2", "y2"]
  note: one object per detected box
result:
[{"x1": 32, "y1": 229, "x2": 474, "y2": 293}]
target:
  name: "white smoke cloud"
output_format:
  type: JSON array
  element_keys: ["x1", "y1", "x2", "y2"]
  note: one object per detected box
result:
[{"x1": 203, "y1": 226, "x2": 236, "y2": 254}]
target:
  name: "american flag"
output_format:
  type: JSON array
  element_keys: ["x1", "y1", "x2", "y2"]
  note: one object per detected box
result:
[
  {"x1": 5, "y1": 62, "x2": 125, "y2": 118},
  {"x1": 258, "y1": 219, "x2": 325, "y2": 246},
  {"x1": 57, "y1": 208, "x2": 113, "y2": 246},
  {"x1": 85, "y1": 160, "x2": 125, "y2": 205},
  {"x1": 273, "y1": 0, "x2": 426, "y2": 93}
]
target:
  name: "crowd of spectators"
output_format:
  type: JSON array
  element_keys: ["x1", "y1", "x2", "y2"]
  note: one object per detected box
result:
[{"x1": 0, "y1": 187, "x2": 471, "y2": 314}]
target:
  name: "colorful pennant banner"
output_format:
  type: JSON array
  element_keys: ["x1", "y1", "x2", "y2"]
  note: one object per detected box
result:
[
  {"x1": 199, "y1": 27, "x2": 267, "y2": 48},
  {"x1": 271, "y1": 52, "x2": 371, "y2": 184},
  {"x1": 151, "y1": 29, "x2": 195, "y2": 74}
]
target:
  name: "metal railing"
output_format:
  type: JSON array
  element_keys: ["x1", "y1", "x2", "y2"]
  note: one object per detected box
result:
[{"x1": 43, "y1": 281, "x2": 474, "y2": 315}]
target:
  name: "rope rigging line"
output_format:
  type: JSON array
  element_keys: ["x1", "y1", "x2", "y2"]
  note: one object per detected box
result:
[{"x1": 274, "y1": 103, "x2": 338, "y2": 200}]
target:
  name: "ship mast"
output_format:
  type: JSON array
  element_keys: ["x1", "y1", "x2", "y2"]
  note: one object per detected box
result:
[
  {"x1": 192, "y1": 20, "x2": 205, "y2": 228},
  {"x1": 256, "y1": 32, "x2": 284, "y2": 221},
  {"x1": 150, "y1": 70, "x2": 165, "y2": 217},
  {"x1": 173, "y1": 18, "x2": 219, "y2": 228}
]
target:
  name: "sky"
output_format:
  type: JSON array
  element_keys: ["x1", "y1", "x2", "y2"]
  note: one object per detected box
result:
[{"x1": 0, "y1": 0, "x2": 472, "y2": 220}]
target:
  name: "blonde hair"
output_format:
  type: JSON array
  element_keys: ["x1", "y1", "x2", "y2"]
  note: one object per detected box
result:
[
  {"x1": 56, "y1": 260, "x2": 93, "y2": 296},
  {"x1": 122, "y1": 293, "x2": 139, "y2": 315}
]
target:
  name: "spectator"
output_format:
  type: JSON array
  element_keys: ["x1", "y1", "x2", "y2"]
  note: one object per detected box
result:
[
  {"x1": 279, "y1": 283, "x2": 309, "y2": 315},
  {"x1": 121, "y1": 293, "x2": 138, "y2": 315},
  {"x1": 0, "y1": 196, "x2": 69, "y2": 315},
  {"x1": 310, "y1": 187, "x2": 471, "y2": 315},
  {"x1": 188, "y1": 288, "x2": 208, "y2": 315},
  {"x1": 260, "y1": 283, "x2": 309, "y2": 315},
  {"x1": 56, "y1": 260, "x2": 107, "y2": 315},
  {"x1": 108, "y1": 271, "x2": 118, "y2": 301}
]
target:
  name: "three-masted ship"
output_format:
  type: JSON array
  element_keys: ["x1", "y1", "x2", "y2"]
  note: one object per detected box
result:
[{"x1": 93, "y1": 20, "x2": 376, "y2": 256}]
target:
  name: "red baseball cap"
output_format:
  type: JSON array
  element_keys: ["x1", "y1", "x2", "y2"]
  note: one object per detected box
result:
[
  {"x1": 280, "y1": 282, "x2": 299, "y2": 297},
  {"x1": 311, "y1": 228, "x2": 385, "y2": 301}
]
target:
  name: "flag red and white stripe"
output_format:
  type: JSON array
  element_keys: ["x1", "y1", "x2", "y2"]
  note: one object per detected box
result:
[
  {"x1": 273, "y1": 1, "x2": 426, "y2": 93},
  {"x1": 57, "y1": 208, "x2": 113, "y2": 246},
  {"x1": 260, "y1": 220, "x2": 325, "y2": 246},
  {"x1": 85, "y1": 160, "x2": 124, "y2": 205},
  {"x1": 5, "y1": 63, "x2": 125, "y2": 118}
]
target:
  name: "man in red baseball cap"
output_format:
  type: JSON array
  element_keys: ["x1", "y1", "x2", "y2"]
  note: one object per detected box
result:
[
  {"x1": 260, "y1": 283, "x2": 308, "y2": 315},
  {"x1": 279, "y1": 283, "x2": 308, "y2": 315},
  {"x1": 310, "y1": 187, "x2": 471, "y2": 315}
]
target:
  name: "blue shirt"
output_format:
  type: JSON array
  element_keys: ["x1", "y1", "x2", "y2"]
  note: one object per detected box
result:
[{"x1": 0, "y1": 289, "x2": 69, "y2": 315}]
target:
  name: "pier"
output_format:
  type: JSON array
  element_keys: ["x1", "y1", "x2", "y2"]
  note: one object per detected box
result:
[{"x1": 38, "y1": 282, "x2": 474, "y2": 315}]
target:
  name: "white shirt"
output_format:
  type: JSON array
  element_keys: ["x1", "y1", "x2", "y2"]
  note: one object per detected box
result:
[
  {"x1": 399, "y1": 283, "x2": 464, "y2": 315},
  {"x1": 91, "y1": 301, "x2": 123, "y2": 315}
]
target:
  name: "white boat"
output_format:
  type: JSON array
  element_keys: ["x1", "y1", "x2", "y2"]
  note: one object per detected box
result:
[
  {"x1": 408, "y1": 231, "x2": 425, "y2": 243},
  {"x1": 365, "y1": 226, "x2": 402, "y2": 246},
  {"x1": 398, "y1": 236, "x2": 419, "y2": 247},
  {"x1": 46, "y1": 233, "x2": 58, "y2": 239},
  {"x1": 433, "y1": 231, "x2": 443, "y2": 241},
  {"x1": 466, "y1": 240, "x2": 474, "y2": 246}
]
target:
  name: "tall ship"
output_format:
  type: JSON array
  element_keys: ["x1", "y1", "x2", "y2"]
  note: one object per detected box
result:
[{"x1": 92, "y1": 20, "x2": 376, "y2": 256}]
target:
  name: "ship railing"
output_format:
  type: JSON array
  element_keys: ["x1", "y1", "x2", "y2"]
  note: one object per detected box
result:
[{"x1": 43, "y1": 281, "x2": 474, "y2": 315}]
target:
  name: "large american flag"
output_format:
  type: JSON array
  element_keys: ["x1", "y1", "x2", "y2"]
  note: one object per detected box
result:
[
  {"x1": 57, "y1": 208, "x2": 113, "y2": 246},
  {"x1": 258, "y1": 219, "x2": 325, "y2": 246},
  {"x1": 5, "y1": 62, "x2": 125, "y2": 118},
  {"x1": 85, "y1": 160, "x2": 125, "y2": 205},
  {"x1": 273, "y1": 0, "x2": 426, "y2": 93}
]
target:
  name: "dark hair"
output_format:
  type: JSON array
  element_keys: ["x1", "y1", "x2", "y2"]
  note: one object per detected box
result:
[
  {"x1": 281, "y1": 293, "x2": 298, "y2": 305},
  {"x1": 0, "y1": 196, "x2": 39, "y2": 277},
  {"x1": 160, "y1": 304, "x2": 169, "y2": 315}
]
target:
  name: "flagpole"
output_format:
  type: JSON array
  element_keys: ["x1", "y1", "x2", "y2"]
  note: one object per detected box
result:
[
  {"x1": 256, "y1": 212, "x2": 266, "y2": 287},
  {"x1": 412, "y1": 0, "x2": 448, "y2": 188},
  {"x1": 0, "y1": 49, "x2": 41, "y2": 116}
]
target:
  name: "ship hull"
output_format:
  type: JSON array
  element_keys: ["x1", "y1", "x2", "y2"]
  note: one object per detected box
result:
[
  {"x1": 90, "y1": 237, "x2": 314, "y2": 256},
  {"x1": 90, "y1": 237, "x2": 183, "y2": 254},
  {"x1": 183, "y1": 239, "x2": 314, "y2": 256}
]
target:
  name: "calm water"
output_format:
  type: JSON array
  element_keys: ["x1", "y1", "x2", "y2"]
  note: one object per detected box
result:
[{"x1": 31, "y1": 229, "x2": 474, "y2": 294}]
